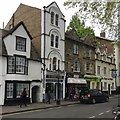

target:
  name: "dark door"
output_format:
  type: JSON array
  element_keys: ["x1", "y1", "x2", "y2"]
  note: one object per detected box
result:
[{"x1": 108, "y1": 84, "x2": 111, "y2": 95}]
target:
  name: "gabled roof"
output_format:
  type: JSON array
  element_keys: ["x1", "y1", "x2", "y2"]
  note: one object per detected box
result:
[
  {"x1": 3, "y1": 21, "x2": 32, "y2": 40},
  {"x1": 65, "y1": 29, "x2": 96, "y2": 48},
  {"x1": 1, "y1": 22, "x2": 41, "y2": 61},
  {"x1": 44, "y1": 1, "x2": 65, "y2": 17}
]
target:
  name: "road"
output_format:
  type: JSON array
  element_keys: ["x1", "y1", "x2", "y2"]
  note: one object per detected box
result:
[{"x1": 3, "y1": 96, "x2": 118, "y2": 119}]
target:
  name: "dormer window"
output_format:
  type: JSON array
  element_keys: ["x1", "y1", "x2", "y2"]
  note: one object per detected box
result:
[
  {"x1": 55, "y1": 14, "x2": 59, "y2": 26},
  {"x1": 51, "y1": 12, "x2": 54, "y2": 24},
  {"x1": 16, "y1": 36, "x2": 26, "y2": 52}
]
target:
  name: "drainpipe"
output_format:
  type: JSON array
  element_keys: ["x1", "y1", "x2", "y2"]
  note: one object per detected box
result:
[{"x1": 42, "y1": 6, "x2": 46, "y2": 103}]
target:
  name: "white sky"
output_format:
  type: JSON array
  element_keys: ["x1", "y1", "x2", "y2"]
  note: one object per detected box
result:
[{"x1": 0, "y1": 0, "x2": 100, "y2": 36}]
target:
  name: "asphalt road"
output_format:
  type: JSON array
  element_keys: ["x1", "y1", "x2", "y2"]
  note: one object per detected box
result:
[{"x1": 3, "y1": 96, "x2": 118, "y2": 119}]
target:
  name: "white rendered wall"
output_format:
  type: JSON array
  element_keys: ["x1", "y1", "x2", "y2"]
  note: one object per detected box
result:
[{"x1": 3, "y1": 25, "x2": 31, "y2": 58}]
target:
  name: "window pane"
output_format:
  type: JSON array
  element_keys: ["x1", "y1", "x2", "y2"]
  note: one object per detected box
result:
[
  {"x1": 51, "y1": 12, "x2": 54, "y2": 24},
  {"x1": 73, "y1": 44, "x2": 78, "y2": 54},
  {"x1": 51, "y1": 34, "x2": 54, "y2": 47},
  {"x1": 6, "y1": 83, "x2": 13, "y2": 98},
  {"x1": 16, "y1": 83, "x2": 29, "y2": 98},
  {"x1": 8, "y1": 56, "x2": 15, "y2": 73},
  {"x1": 55, "y1": 14, "x2": 59, "y2": 26},
  {"x1": 16, "y1": 36, "x2": 26, "y2": 52},
  {"x1": 55, "y1": 36, "x2": 58, "y2": 48}
]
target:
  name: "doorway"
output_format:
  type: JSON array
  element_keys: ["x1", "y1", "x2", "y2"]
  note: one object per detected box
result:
[{"x1": 32, "y1": 86, "x2": 40, "y2": 103}]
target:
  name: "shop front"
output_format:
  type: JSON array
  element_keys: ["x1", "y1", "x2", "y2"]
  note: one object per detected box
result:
[
  {"x1": 4, "y1": 81, "x2": 30, "y2": 105},
  {"x1": 45, "y1": 70, "x2": 65, "y2": 101},
  {"x1": 66, "y1": 78, "x2": 87, "y2": 100},
  {"x1": 84, "y1": 75, "x2": 102, "y2": 89}
]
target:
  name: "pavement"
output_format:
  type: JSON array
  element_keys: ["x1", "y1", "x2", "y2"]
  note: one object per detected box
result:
[{"x1": 1, "y1": 100, "x2": 79, "y2": 115}]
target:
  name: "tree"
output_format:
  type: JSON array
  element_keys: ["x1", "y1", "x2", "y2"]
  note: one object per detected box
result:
[
  {"x1": 64, "y1": 0, "x2": 119, "y2": 39},
  {"x1": 67, "y1": 14, "x2": 95, "y2": 38}
]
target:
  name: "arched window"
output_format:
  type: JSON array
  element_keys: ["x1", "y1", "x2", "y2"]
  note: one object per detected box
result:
[
  {"x1": 53, "y1": 57, "x2": 57, "y2": 70},
  {"x1": 58, "y1": 60, "x2": 60, "y2": 70},
  {"x1": 55, "y1": 14, "x2": 59, "y2": 26},
  {"x1": 51, "y1": 34, "x2": 54, "y2": 47},
  {"x1": 51, "y1": 12, "x2": 54, "y2": 24},
  {"x1": 49, "y1": 58, "x2": 52, "y2": 70},
  {"x1": 55, "y1": 36, "x2": 59, "y2": 48}
]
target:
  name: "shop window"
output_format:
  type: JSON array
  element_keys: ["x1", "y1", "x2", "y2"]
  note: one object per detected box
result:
[
  {"x1": 92, "y1": 82, "x2": 95, "y2": 89},
  {"x1": 104, "y1": 82, "x2": 107, "y2": 90},
  {"x1": 16, "y1": 83, "x2": 29, "y2": 98},
  {"x1": 6, "y1": 83, "x2": 13, "y2": 98},
  {"x1": 111, "y1": 83, "x2": 114, "y2": 89}
]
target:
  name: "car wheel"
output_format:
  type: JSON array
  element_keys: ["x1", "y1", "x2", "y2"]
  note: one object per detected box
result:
[
  {"x1": 92, "y1": 98, "x2": 96, "y2": 104},
  {"x1": 105, "y1": 97, "x2": 109, "y2": 102}
]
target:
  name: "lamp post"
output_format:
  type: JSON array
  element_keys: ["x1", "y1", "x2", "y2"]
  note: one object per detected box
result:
[{"x1": 56, "y1": 69, "x2": 61, "y2": 105}]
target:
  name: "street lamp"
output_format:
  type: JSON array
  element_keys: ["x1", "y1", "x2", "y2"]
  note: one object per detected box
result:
[{"x1": 56, "y1": 69, "x2": 61, "y2": 105}]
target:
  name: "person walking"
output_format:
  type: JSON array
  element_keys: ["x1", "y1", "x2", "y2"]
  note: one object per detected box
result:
[
  {"x1": 46, "y1": 91, "x2": 51, "y2": 104},
  {"x1": 20, "y1": 88, "x2": 27, "y2": 108}
]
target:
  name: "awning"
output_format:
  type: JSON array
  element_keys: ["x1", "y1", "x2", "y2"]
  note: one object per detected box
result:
[{"x1": 67, "y1": 78, "x2": 87, "y2": 84}]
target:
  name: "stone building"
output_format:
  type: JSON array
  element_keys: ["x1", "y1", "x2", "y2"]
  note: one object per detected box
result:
[
  {"x1": 65, "y1": 29, "x2": 96, "y2": 99},
  {"x1": 95, "y1": 45, "x2": 116, "y2": 95}
]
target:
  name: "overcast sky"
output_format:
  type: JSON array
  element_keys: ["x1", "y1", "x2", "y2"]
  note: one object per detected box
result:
[{"x1": 0, "y1": 0, "x2": 100, "y2": 36}]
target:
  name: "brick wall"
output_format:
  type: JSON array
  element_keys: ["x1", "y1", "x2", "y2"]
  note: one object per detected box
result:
[{"x1": 5, "y1": 4, "x2": 41, "y2": 58}]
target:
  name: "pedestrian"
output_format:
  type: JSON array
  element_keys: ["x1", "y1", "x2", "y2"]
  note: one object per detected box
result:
[
  {"x1": 46, "y1": 91, "x2": 51, "y2": 104},
  {"x1": 20, "y1": 88, "x2": 27, "y2": 108}
]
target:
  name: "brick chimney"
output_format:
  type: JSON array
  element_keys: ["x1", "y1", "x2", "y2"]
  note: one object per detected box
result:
[{"x1": 100, "y1": 31, "x2": 105, "y2": 38}]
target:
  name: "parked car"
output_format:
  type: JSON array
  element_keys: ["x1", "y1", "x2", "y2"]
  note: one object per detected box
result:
[{"x1": 79, "y1": 89, "x2": 109, "y2": 104}]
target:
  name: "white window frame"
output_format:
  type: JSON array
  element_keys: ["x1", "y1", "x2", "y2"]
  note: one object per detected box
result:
[
  {"x1": 6, "y1": 83, "x2": 13, "y2": 98},
  {"x1": 16, "y1": 83, "x2": 29, "y2": 98},
  {"x1": 16, "y1": 36, "x2": 26, "y2": 52},
  {"x1": 73, "y1": 44, "x2": 78, "y2": 54}
]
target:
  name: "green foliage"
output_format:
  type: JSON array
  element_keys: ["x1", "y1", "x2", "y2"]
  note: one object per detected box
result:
[
  {"x1": 64, "y1": 0, "x2": 118, "y2": 39},
  {"x1": 67, "y1": 14, "x2": 95, "y2": 38}
]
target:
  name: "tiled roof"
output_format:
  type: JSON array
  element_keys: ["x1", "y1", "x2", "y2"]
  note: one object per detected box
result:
[
  {"x1": 1, "y1": 22, "x2": 41, "y2": 61},
  {"x1": 65, "y1": 29, "x2": 96, "y2": 48},
  {"x1": 0, "y1": 29, "x2": 8, "y2": 56}
]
